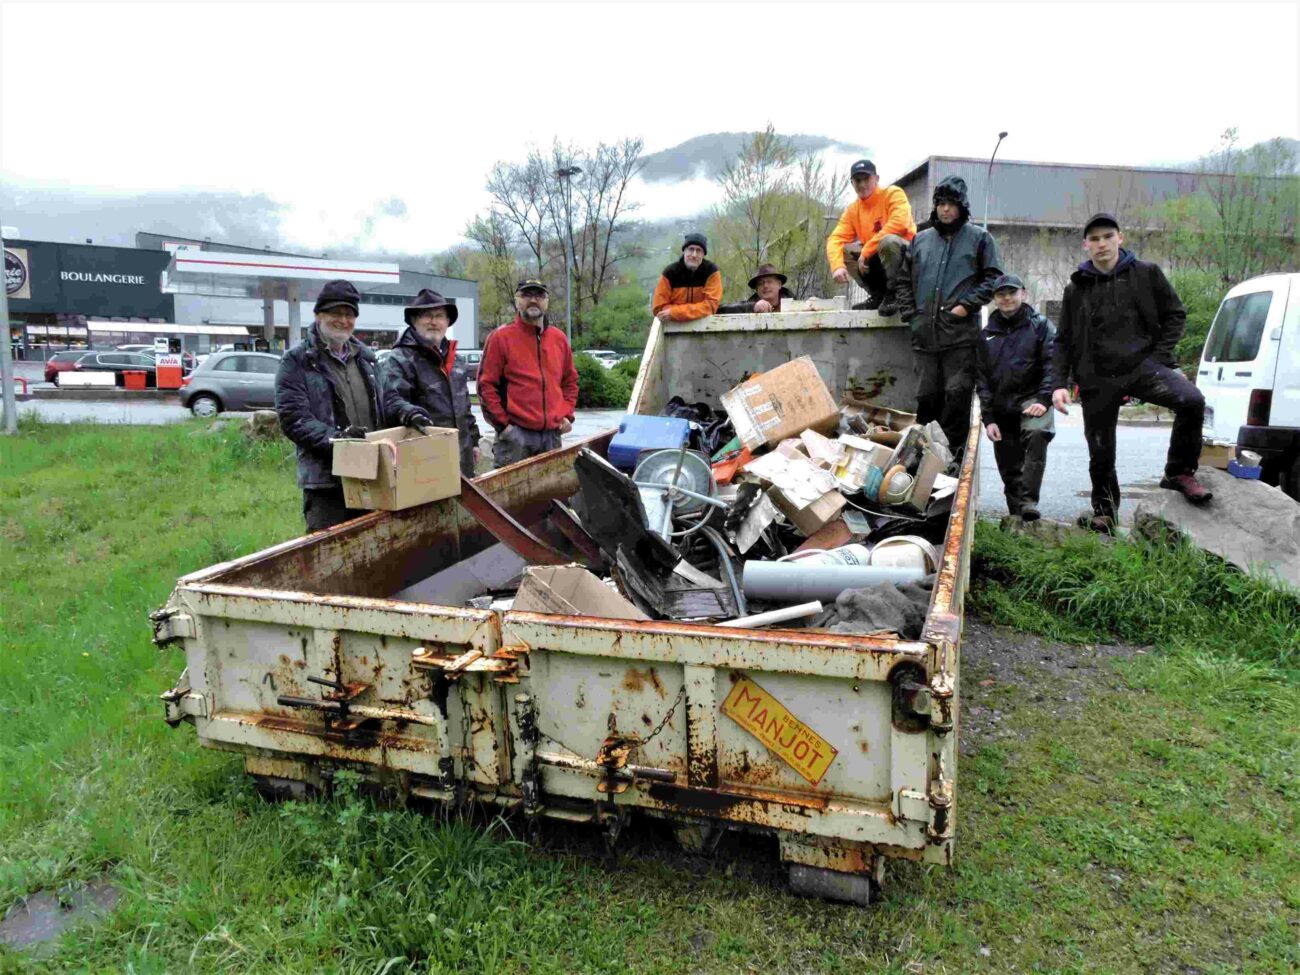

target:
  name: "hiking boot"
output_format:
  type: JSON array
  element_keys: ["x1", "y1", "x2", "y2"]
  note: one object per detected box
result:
[
  {"x1": 1076, "y1": 510, "x2": 1117, "y2": 535},
  {"x1": 851, "y1": 292, "x2": 885, "y2": 311},
  {"x1": 1159, "y1": 473, "x2": 1213, "y2": 505},
  {"x1": 1020, "y1": 504, "x2": 1041, "y2": 522},
  {"x1": 877, "y1": 299, "x2": 900, "y2": 317}
]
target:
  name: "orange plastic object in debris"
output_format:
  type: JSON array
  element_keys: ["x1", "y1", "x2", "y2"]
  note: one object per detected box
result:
[
  {"x1": 711, "y1": 446, "x2": 752, "y2": 485},
  {"x1": 123, "y1": 370, "x2": 148, "y2": 390}
]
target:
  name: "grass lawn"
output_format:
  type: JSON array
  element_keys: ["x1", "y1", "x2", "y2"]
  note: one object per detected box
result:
[{"x1": 1, "y1": 420, "x2": 1296, "y2": 974}]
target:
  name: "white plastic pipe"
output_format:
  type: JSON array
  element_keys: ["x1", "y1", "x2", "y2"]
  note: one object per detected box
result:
[
  {"x1": 716, "y1": 601, "x2": 823, "y2": 629},
  {"x1": 742, "y1": 561, "x2": 926, "y2": 602}
]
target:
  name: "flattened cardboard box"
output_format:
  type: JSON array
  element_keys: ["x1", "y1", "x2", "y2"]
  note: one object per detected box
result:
[
  {"x1": 513, "y1": 565, "x2": 649, "y2": 620},
  {"x1": 333, "y1": 425, "x2": 460, "y2": 511},
  {"x1": 721, "y1": 356, "x2": 840, "y2": 450}
]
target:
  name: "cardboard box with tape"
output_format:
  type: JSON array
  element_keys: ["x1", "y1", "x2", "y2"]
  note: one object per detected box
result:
[{"x1": 332, "y1": 426, "x2": 461, "y2": 511}]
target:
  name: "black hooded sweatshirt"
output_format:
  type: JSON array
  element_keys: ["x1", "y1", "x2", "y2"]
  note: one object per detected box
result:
[
  {"x1": 1051, "y1": 248, "x2": 1186, "y2": 389},
  {"x1": 975, "y1": 303, "x2": 1056, "y2": 416}
]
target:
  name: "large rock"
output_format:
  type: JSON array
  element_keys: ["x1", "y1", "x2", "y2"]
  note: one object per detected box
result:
[
  {"x1": 244, "y1": 410, "x2": 283, "y2": 442},
  {"x1": 1133, "y1": 466, "x2": 1300, "y2": 590}
]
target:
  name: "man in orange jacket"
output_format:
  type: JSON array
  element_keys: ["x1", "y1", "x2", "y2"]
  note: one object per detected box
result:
[
  {"x1": 652, "y1": 233, "x2": 722, "y2": 322},
  {"x1": 825, "y1": 160, "x2": 917, "y2": 315}
]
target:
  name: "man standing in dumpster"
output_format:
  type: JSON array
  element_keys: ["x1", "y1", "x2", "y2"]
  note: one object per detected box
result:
[
  {"x1": 975, "y1": 274, "x2": 1056, "y2": 522},
  {"x1": 898, "y1": 175, "x2": 1003, "y2": 455},
  {"x1": 718, "y1": 264, "x2": 795, "y2": 314},
  {"x1": 275, "y1": 279, "x2": 384, "y2": 531},
  {"x1": 1051, "y1": 213, "x2": 1211, "y2": 533},
  {"x1": 825, "y1": 159, "x2": 916, "y2": 315},
  {"x1": 381, "y1": 289, "x2": 482, "y2": 476},
  {"x1": 652, "y1": 233, "x2": 723, "y2": 322},
  {"x1": 477, "y1": 279, "x2": 580, "y2": 468}
]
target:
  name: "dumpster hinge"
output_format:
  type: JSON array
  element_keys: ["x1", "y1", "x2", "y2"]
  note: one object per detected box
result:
[{"x1": 151, "y1": 608, "x2": 195, "y2": 647}]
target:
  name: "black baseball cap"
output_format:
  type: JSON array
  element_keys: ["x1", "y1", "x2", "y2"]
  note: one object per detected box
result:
[
  {"x1": 1082, "y1": 212, "x2": 1120, "y2": 236},
  {"x1": 992, "y1": 273, "x2": 1025, "y2": 293},
  {"x1": 850, "y1": 159, "x2": 877, "y2": 178},
  {"x1": 515, "y1": 279, "x2": 549, "y2": 295}
]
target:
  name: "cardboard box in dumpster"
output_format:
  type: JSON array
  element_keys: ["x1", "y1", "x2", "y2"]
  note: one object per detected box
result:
[
  {"x1": 743, "y1": 451, "x2": 847, "y2": 535},
  {"x1": 513, "y1": 565, "x2": 650, "y2": 620},
  {"x1": 721, "y1": 356, "x2": 840, "y2": 450},
  {"x1": 332, "y1": 426, "x2": 460, "y2": 511},
  {"x1": 901, "y1": 443, "x2": 948, "y2": 511}
]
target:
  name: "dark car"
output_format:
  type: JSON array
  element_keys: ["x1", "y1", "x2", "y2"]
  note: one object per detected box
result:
[
  {"x1": 179, "y1": 351, "x2": 281, "y2": 416},
  {"x1": 72, "y1": 351, "x2": 159, "y2": 387},
  {"x1": 44, "y1": 350, "x2": 88, "y2": 384}
]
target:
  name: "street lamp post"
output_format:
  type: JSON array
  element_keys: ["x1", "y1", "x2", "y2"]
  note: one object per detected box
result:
[
  {"x1": 553, "y1": 165, "x2": 582, "y2": 343},
  {"x1": 0, "y1": 230, "x2": 17, "y2": 434},
  {"x1": 982, "y1": 131, "x2": 1008, "y2": 230}
]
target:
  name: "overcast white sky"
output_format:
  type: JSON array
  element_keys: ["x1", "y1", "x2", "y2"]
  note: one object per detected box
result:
[{"x1": 3, "y1": 1, "x2": 1298, "y2": 254}]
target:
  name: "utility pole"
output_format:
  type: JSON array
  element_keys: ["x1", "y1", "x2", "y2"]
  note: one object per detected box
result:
[
  {"x1": 982, "y1": 131, "x2": 1008, "y2": 230},
  {"x1": 553, "y1": 165, "x2": 582, "y2": 343},
  {"x1": 0, "y1": 231, "x2": 18, "y2": 434}
]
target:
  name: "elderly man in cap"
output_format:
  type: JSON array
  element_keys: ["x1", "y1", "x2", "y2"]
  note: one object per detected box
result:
[
  {"x1": 825, "y1": 159, "x2": 916, "y2": 315},
  {"x1": 975, "y1": 274, "x2": 1057, "y2": 522},
  {"x1": 898, "y1": 175, "x2": 1003, "y2": 455},
  {"x1": 381, "y1": 289, "x2": 481, "y2": 476},
  {"x1": 652, "y1": 233, "x2": 722, "y2": 322},
  {"x1": 275, "y1": 279, "x2": 384, "y2": 531},
  {"x1": 718, "y1": 264, "x2": 795, "y2": 315},
  {"x1": 1052, "y1": 214, "x2": 1210, "y2": 533},
  {"x1": 477, "y1": 279, "x2": 580, "y2": 468}
]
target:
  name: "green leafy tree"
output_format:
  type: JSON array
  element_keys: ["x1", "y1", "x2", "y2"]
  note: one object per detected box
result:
[{"x1": 582, "y1": 284, "x2": 651, "y2": 351}]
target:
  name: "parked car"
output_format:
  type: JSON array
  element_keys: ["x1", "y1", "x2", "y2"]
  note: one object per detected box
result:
[
  {"x1": 44, "y1": 350, "x2": 89, "y2": 384},
  {"x1": 72, "y1": 351, "x2": 159, "y2": 387},
  {"x1": 1198, "y1": 271, "x2": 1300, "y2": 500},
  {"x1": 578, "y1": 349, "x2": 621, "y2": 369},
  {"x1": 179, "y1": 351, "x2": 282, "y2": 416},
  {"x1": 115, "y1": 344, "x2": 157, "y2": 354},
  {"x1": 454, "y1": 348, "x2": 483, "y2": 370}
]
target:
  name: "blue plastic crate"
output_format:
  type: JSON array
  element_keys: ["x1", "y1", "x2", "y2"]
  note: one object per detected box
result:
[
  {"x1": 1227, "y1": 459, "x2": 1262, "y2": 480},
  {"x1": 608, "y1": 415, "x2": 691, "y2": 470}
]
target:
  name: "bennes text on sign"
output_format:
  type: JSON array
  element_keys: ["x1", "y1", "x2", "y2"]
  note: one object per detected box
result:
[{"x1": 721, "y1": 676, "x2": 838, "y2": 785}]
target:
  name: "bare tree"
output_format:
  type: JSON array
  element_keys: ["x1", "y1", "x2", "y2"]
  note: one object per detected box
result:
[{"x1": 486, "y1": 156, "x2": 554, "y2": 276}]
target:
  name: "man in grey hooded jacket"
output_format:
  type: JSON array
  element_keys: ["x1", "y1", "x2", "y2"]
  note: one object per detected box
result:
[{"x1": 898, "y1": 175, "x2": 1003, "y2": 454}]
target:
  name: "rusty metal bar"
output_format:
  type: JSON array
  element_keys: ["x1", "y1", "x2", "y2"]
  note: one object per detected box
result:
[{"x1": 457, "y1": 476, "x2": 571, "y2": 565}]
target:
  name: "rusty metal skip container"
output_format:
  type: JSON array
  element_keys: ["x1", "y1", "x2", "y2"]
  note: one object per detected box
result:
[{"x1": 153, "y1": 307, "x2": 979, "y2": 905}]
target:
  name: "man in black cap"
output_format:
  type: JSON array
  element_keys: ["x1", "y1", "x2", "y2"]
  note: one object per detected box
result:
[
  {"x1": 825, "y1": 159, "x2": 916, "y2": 314},
  {"x1": 898, "y1": 175, "x2": 1003, "y2": 455},
  {"x1": 275, "y1": 279, "x2": 384, "y2": 531},
  {"x1": 652, "y1": 233, "x2": 722, "y2": 322},
  {"x1": 381, "y1": 289, "x2": 481, "y2": 476},
  {"x1": 1051, "y1": 214, "x2": 1210, "y2": 532},
  {"x1": 477, "y1": 279, "x2": 580, "y2": 468},
  {"x1": 975, "y1": 274, "x2": 1056, "y2": 521},
  {"x1": 718, "y1": 263, "x2": 795, "y2": 314}
]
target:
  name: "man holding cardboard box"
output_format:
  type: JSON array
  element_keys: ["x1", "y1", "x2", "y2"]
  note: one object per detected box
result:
[{"x1": 275, "y1": 279, "x2": 384, "y2": 531}]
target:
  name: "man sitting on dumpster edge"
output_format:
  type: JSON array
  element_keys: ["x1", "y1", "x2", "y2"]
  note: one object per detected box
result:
[
  {"x1": 652, "y1": 232, "x2": 722, "y2": 322},
  {"x1": 898, "y1": 174, "x2": 1003, "y2": 456},
  {"x1": 825, "y1": 159, "x2": 916, "y2": 315},
  {"x1": 1051, "y1": 213, "x2": 1210, "y2": 533},
  {"x1": 718, "y1": 263, "x2": 795, "y2": 314},
  {"x1": 478, "y1": 279, "x2": 580, "y2": 468},
  {"x1": 381, "y1": 289, "x2": 482, "y2": 477},
  {"x1": 275, "y1": 279, "x2": 384, "y2": 532},
  {"x1": 975, "y1": 274, "x2": 1056, "y2": 522}
]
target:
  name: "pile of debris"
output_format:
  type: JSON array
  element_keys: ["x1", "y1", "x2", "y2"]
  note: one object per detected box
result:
[{"x1": 404, "y1": 357, "x2": 958, "y2": 640}]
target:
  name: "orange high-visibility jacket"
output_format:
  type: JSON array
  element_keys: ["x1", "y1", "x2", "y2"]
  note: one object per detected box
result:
[
  {"x1": 652, "y1": 257, "x2": 723, "y2": 322},
  {"x1": 825, "y1": 185, "x2": 917, "y2": 271}
]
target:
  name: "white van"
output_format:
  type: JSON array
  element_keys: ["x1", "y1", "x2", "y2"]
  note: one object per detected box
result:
[{"x1": 1197, "y1": 272, "x2": 1300, "y2": 499}]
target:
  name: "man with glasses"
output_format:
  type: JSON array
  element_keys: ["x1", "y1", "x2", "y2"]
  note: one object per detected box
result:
[
  {"x1": 275, "y1": 279, "x2": 384, "y2": 531},
  {"x1": 477, "y1": 279, "x2": 580, "y2": 468}
]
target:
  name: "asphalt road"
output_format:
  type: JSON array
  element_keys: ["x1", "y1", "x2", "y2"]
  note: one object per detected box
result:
[{"x1": 11, "y1": 395, "x2": 1174, "y2": 525}]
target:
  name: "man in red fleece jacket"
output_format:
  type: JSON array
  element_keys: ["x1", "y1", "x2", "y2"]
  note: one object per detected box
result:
[{"x1": 478, "y1": 279, "x2": 580, "y2": 468}]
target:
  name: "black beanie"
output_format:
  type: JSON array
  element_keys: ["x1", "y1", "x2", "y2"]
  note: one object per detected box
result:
[
  {"x1": 682, "y1": 232, "x2": 708, "y2": 255},
  {"x1": 314, "y1": 279, "x2": 361, "y2": 315}
]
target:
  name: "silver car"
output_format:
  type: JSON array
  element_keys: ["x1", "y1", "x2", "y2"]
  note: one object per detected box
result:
[{"x1": 180, "y1": 351, "x2": 281, "y2": 417}]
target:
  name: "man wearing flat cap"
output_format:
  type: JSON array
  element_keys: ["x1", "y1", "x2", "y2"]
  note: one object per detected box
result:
[
  {"x1": 1051, "y1": 213, "x2": 1210, "y2": 533},
  {"x1": 381, "y1": 288, "x2": 481, "y2": 476},
  {"x1": 477, "y1": 279, "x2": 580, "y2": 468},
  {"x1": 275, "y1": 278, "x2": 384, "y2": 531},
  {"x1": 718, "y1": 264, "x2": 795, "y2": 314},
  {"x1": 652, "y1": 232, "x2": 723, "y2": 322},
  {"x1": 825, "y1": 159, "x2": 916, "y2": 315},
  {"x1": 975, "y1": 274, "x2": 1057, "y2": 522}
]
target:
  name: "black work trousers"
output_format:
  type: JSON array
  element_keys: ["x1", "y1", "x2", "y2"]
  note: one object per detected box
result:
[
  {"x1": 491, "y1": 424, "x2": 563, "y2": 470},
  {"x1": 915, "y1": 345, "x2": 976, "y2": 456},
  {"x1": 302, "y1": 487, "x2": 367, "y2": 533},
  {"x1": 1080, "y1": 358, "x2": 1205, "y2": 517},
  {"x1": 988, "y1": 407, "x2": 1055, "y2": 514}
]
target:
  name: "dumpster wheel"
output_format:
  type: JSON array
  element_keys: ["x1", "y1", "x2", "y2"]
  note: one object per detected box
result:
[{"x1": 787, "y1": 862, "x2": 882, "y2": 906}]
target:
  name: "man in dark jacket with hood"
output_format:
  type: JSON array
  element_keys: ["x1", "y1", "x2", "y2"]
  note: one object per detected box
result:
[
  {"x1": 718, "y1": 263, "x2": 795, "y2": 314},
  {"x1": 1051, "y1": 214, "x2": 1210, "y2": 532},
  {"x1": 976, "y1": 275, "x2": 1056, "y2": 521},
  {"x1": 381, "y1": 289, "x2": 481, "y2": 476},
  {"x1": 652, "y1": 233, "x2": 723, "y2": 322},
  {"x1": 275, "y1": 279, "x2": 384, "y2": 531},
  {"x1": 899, "y1": 175, "x2": 1003, "y2": 455}
]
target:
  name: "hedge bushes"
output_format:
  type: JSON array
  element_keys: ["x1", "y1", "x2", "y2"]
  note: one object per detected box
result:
[{"x1": 574, "y1": 353, "x2": 632, "y2": 409}]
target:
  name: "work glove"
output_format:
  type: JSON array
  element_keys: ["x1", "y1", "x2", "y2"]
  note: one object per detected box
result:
[
  {"x1": 342, "y1": 425, "x2": 368, "y2": 439},
  {"x1": 406, "y1": 412, "x2": 433, "y2": 435}
]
